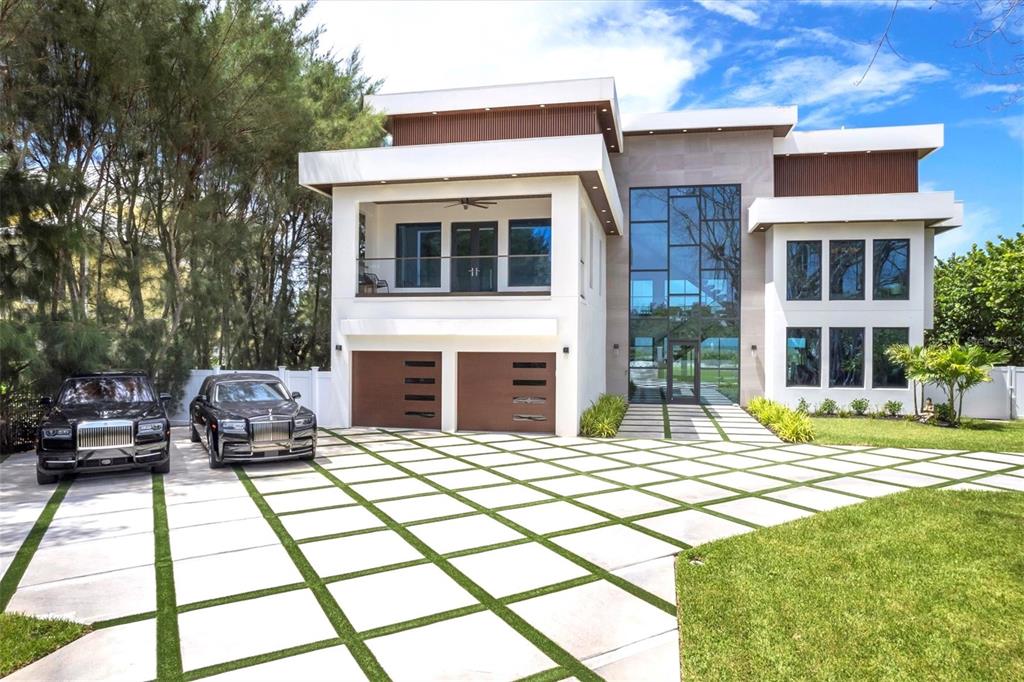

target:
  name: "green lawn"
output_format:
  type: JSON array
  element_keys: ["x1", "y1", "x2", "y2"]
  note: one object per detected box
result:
[
  {"x1": 676, "y1": 490, "x2": 1024, "y2": 681},
  {"x1": 810, "y1": 416, "x2": 1024, "y2": 452},
  {"x1": 0, "y1": 612, "x2": 89, "y2": 677}
]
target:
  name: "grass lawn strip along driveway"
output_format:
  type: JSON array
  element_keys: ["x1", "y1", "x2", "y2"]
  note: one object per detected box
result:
[
  {"x1": 152, "y1": 473, "x2": 183, "y2": 679},
  {"x1": 1, "y1": 428, "x2": 1022, "y2": 679},
  {"x1": 676, "y1": 489, "x2": 1024, "y2": 680}
]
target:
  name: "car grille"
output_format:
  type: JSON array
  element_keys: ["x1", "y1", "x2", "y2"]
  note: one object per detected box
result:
[
  {"x1": 77, "y1": 420, "x2": 134, "y2": 450},
  {"x1": 250, "y1": 420, "x2": 291, "y2": 443}
]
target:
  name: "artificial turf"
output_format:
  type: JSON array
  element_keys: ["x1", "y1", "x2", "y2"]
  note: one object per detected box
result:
[{"x1": 676, "y1": 489, "x2": 1024, "y2": 681}]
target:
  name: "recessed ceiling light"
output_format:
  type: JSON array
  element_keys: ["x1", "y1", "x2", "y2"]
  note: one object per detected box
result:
[
  {"x1": 716, "y1": 127, "x2": 722, "y2": 131},
  {"x1": 380, "y1": 181, "x2": 386, "y2": 184},
  {"x1": 786, "y1": 153, "x2": 790, "y2": 157},
  {"x1": 682, "y1": 129, "x2": 688, "y2": 132},
  {"x1": 539, "y1": 104, "x2": 546, "y2": 108},
  {"x1": 443, "y1": 177, "x2": 449, "y2": 180},
  {"x1": 511, "y1": 173, "x2": 518, "y2": 177},
  {"x1": 484, "y1": 107, "x2": 491, "y2": 111},
  {"x1": 592, "y1": 186, "x2": 598, "y2": 190},
  {"x1": 648, "y1": 131, "x2": 654, "y2": 134},
  {"x1": 866, "y1": 150, "x2": 872, "y2": 154},
  {"x1": 606, "y1": 220, "x2": 611, "y2": 223},
  {"x1": 610, "y1": 144, "x2": 616, "y2": 148},
  {"x1": 823, "y1": 152, "x2": 828, "y2": 155},
  {"x1": 431, "y1": 111, "x2": 437, "y2": 115},
  {"x1": 601, "y1": 209, "x2": 607, "y2": 212},
  {"x1": 601, "y1": 108, "x2": 607, "y2": 112},
  {"x1": 605, "y1": 127, "x2": 611, "y2": 131}
]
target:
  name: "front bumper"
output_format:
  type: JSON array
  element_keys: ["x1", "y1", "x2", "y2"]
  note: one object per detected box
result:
[
  {"x1": 217, "y1": 428, "x2": 316, "y2": 462},
  {"x1": 37, "y1": 439, "x2": 170, "y2": 474}
]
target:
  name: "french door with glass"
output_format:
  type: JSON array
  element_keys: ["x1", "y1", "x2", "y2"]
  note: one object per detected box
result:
[
  {"x1": 452, "y1": 222, "x2": 497, "y2": 292},
  {"x1": 667, "y1": 340, "x2": 700, "y2": 404}
]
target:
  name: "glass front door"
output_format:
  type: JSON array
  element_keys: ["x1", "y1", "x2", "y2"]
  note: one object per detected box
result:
[
  {"x1": 667, "y1": 340, "x2": 700, "y2": 404},
  {"x1": 452, "y1": 222, "x2": 497, "y2": 292}
]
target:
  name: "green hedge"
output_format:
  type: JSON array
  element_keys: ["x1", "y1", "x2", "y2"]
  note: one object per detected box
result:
[
  {"x1": 748, "y1": 397, "x2": 814, "y2": 443},
  {"x1": 580, "y1": 394, "x2": 629, "y2": 438}
]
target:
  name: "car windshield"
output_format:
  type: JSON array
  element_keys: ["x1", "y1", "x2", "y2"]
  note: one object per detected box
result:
[
  {"x1": 214, "y1": 380, "x2": 288, "y2": 403},
  {"x1": 59, "y1": 377, "x2": 154, "y2": 405}
]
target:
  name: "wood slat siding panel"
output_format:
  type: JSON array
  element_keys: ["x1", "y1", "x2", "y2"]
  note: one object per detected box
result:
[
  {"x1": 352, "y1": 351, "x2": 442, "y2": 429},
  {"x1": 774, "y1": 151, "x2": 918, "y2": 197},
  {"x1": 392, "y1": 105, "x2": 601, "y2": 146},
  {"x1": 457, "y1": 352, "x2": 556, "y2": 433}
]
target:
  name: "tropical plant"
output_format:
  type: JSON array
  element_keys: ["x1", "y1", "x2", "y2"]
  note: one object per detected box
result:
[
  {"x1": 883, "y1": 400, "x2": 903, "y2": 417},
  {"x1": 747, "y1": 397, "x2": 813, "y2": 443},
  {"x1": 925, "y1": 343, "x2": 1009, "y2": 425},
  {"x1": 796, "y1": 397, "x2": 810, "y2": 414},
  {"x1": 579, "y1": 394, "x2": 629, "y2": 438},
  {"x1": 849, "y1": 398, "x2": 869, "y2": 416},
  {"x1": 817, "y1": 398, "x2": 839, "y2": 416},
  {"x1": 884, "y1": 344, "x2": 933, "y2": 415}
]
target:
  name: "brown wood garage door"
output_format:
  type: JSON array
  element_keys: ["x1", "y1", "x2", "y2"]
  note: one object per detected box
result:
[
  {"x1": 352, "y1": 351, "x2": 441, "y2": 429},
  {"x1": 457, "y1": 352, "x2": 555, "y2": 433}
]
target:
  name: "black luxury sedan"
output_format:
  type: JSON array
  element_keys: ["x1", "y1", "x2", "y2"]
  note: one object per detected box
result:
[
  {"x1": 36, "y1": 371, "x2": 172, "y2": 485},
  {"x1": 189, "y1": 373, "x2": 317, "y2": 469}
]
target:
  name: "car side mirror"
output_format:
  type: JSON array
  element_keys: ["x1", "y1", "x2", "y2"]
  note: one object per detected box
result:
[
  {"x1": 291, "y1": 391, "x2": 301, "y2": 399},
  {"x1": 159, "y1": 393, "x2": 172, "y2": 402},
  {"x1": 195, "y1": 395, "x2": 207, "y2": 403},
  {"x1": 38, "y1": 396, "x2": 52, "y2": 406}
]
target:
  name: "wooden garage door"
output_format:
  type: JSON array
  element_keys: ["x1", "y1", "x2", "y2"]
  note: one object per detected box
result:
[
  {"x1": 457, "y1": 352, "x2": 555, "y2": 433},
  {"x1": 352, "y1": 351, "x2": 441, "y2": 429}
]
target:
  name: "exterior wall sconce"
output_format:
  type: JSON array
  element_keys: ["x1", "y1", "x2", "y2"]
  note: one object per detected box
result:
[
  {"x1": 562, "y1": 346, "x2": 570, "y2": 354},
  {"x1": 335, "y1": 344, "x2": 343, "y2": 351},
  {"x1": 750, "y1": 344, "x2": 757, "y2": 356},
  {"x1": 612, "y1": 343, "x2": 620, "y2": 356}
]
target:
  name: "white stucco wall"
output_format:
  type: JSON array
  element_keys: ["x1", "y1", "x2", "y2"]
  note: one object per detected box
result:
[
  {"x1": 576, "y1": 191, "x2": 608, "y2": 416},
  {"x1": 764, "y1": 221, "x2": 930, "y2": 411},
  {"x1": 328, "y1": 175, "x2": 594, "y2": 436}
]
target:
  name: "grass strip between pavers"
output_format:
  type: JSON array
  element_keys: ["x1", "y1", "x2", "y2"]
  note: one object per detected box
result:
[
  {"x1": 330, "y1": 429, "x2": 680, "y2": 614},
  {"x1": 699, "y1": 405, "x2": 730, "y2": 440},
  {"x1": 230, "y1": 467, "x2": 390, "y2": 682},
  {"x1": 0, "y1": 478, "x2": 71, "y2": 611},
  {"x1": 152, "y1": 473, "x2": 183, "y2": 680},
  {"x1": 307, "y1": 458, "x2": 604, "y2": 682}
]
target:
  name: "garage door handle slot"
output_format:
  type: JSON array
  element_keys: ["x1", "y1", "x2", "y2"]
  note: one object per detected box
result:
[{"x1": 512, "y1": 379, "x2": 546, "y2": 386}]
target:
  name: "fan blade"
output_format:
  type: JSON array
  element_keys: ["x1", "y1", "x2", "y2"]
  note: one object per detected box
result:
[{"x1": 443, "y1": 202, "x2": 462, "y2": 207}]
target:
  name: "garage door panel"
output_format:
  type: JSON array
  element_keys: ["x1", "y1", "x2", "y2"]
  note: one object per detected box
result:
[
  {"x1": 353, "y1": 352, "x2": 441, "y2": 429},
  {"x1": 458, "y1": 353, "x2": 555, "y2": 433}
]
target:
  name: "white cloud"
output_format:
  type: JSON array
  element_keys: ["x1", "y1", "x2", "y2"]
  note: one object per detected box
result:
[
  {"x1": 935, "y1": 204, "x2": 1000, "y2": 259},
  {"x1": 723, "y1": 28, "x2": 948, "y2": 127},
  {"x1": 964, "y1": 83, "x2": 1021, "y2": 97},
  {"x1": 285, "y1": 0, "x2": 719, "y2": 115},
  {"x1": 695, "y1": 0, "x2": 760, "y2": 26}
]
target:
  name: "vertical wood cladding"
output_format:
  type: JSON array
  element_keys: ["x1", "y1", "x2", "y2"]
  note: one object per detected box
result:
[
  {"x1": 391, "y1": 105, "x2": 601, "y2": 146},
  {"x1": 774, "y1": 151, "x2": 918, "y2": 197}
]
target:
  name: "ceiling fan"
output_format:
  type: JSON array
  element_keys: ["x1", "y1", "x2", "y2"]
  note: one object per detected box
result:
[{"x1": 444, "y1": 198, "x2": 498, "y2": 210}]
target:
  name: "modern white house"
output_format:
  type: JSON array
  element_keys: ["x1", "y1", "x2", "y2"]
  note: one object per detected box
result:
[{"x1": 297, "y1": 77, "x2": 962, "y2": 436}]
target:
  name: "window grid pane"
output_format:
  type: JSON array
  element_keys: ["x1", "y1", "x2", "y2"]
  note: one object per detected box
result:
[
  {"x1": 873, "y1": 238, "x2": 910, "y2": 300},
  {"x1": 829, "y1": 239, "x2": 865, "y2": 300},
  {"x1": 786, "y1": 327, "x2": 821, "y2": 387},
  {"x1": 872, "y1": 327, "x2": 909, "y2": 388},
  {"x1": 787, "y1": 240, "x2": 821, "y2": 301},
  {"x1": 830, "y1": 327, "x2": 865, "y2": 387}
]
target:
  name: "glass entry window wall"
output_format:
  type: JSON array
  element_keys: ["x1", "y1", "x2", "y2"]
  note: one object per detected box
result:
[{"x1": 629, "y1": 185, "x2": 741, "y2": 404}]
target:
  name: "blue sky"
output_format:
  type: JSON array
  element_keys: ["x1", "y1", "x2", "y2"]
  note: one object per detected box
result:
[{"x1": 291, "y1": 0, "x2": 1023, "y2": 258}]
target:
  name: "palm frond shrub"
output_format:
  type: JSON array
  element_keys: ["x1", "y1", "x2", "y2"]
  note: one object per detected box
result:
[{"x1": 579, "y1": 394, "x2": 629, "y2": 437}]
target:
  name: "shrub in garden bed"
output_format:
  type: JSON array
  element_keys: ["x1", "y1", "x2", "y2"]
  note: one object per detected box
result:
[
  {"x1": 747, "y1": 397, "x2": 814, "y2": 443},
  {"x1": 579, "y1": 393, "x2": 629, "y2": 437},
  {"x1": 816, "y1": 398, "x2": 839, "y2": 416},
  {"x1": 849, "y1": 398, "x2": 869, "y2": 416}
]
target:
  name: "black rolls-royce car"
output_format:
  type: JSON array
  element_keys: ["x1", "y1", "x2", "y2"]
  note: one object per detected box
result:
[
  {"x1": 36, "y1": 371, "x2": 172, "y2": 485},
  {"x1": 189, "y1": 373, "x2": 317, "y2": 469}
]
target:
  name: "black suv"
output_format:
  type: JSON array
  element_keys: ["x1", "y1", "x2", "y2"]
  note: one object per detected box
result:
[
  {"x1": 36, "y1": 371, "x2": 171, "y2": 485},
  {"x1": 189, "y1": 373, "x2": 317, "y2": 469}
]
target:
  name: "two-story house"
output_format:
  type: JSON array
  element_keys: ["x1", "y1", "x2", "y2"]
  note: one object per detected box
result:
[{"x1": 298, "y1": 77, "x2": 961, "y2": 437}]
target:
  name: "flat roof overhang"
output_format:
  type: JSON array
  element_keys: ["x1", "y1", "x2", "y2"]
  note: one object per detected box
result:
[
  {"x1": 773, "y1": 124, "x2": 944, "y2": 159},
  {"x1": 748, "y1": 191, "x2": 961, "y2": 233},
  {"x1": 338, "y1": 318, "x2": 557, "y2": 337},
  {"x1": 298, "y1": 134, "x2": 624, "y2": 235},
  {"x1": 367, "y1": 77, "x2": 623, "y2": 151},
  {"x1": 623, "y1": 105, "x2": 798, "y2": 138}
]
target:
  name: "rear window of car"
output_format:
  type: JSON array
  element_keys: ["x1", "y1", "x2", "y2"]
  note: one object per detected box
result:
[
  {"x1": 214, "y1": 380, "x2": 288, "y2": 402},
  {"x1": 59, "y1": 377, "x2": 155, "y2": 405}
]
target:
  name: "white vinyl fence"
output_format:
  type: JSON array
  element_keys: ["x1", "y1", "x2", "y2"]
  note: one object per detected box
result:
[
  {"x1": 923, "y1": 366, "x2": 1024, "y2": 420},
  {"x1": 169, "y1": 367, "x2": 342, "y2": 427}
]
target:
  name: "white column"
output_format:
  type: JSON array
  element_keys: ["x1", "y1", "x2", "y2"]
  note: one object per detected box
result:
[{"x1": 310, "y1": 366, "x2": 320, "y2": 420}]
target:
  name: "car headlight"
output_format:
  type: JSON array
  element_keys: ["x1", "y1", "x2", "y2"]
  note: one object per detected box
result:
[
  {"x1": 42, "y1": 427, "x2": 72, "y2": 439},
  {"x1": 294, "y1": 415, "x2": 315, "y2": 428},
  {"x1": 220, "y1": 420, "x2": 247, "y2": 434},
  {"x1": 137, "y1": 420, "x2": 165, "y2": 436}
]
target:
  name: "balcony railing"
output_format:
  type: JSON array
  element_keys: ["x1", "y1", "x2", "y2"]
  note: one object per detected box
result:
[{"x1": 358, "y1": 254, "x2": 551, "y2": 296}]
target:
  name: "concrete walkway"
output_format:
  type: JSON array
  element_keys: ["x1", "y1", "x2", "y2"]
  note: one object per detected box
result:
[
  {"x1": 2, "y1": 429, "x2": 1022, "y2": 680},
  {"x1": 619, "y1": 402, "x2": 779, "y2": 443}
]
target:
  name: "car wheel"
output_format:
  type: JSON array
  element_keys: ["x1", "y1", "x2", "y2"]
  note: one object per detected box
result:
[
  {"x1": 152, "y1": 450, "x2": 171, "y2": 474},
  {"x1": 207, "y1": 427, "x2": 222, "y2": 469},
  {"x1": 190, "y1": 421, "x2": 200, "y2": 443},
  {"x1": 36, "y1": 469, "x2": 59, "y2": 485}
]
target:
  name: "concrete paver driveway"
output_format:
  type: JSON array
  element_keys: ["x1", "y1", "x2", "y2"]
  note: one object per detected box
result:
[{"x1": 3, "y1": 427, "x2": 1023, "y2": 680}]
